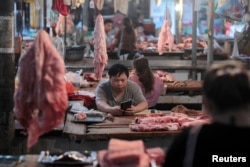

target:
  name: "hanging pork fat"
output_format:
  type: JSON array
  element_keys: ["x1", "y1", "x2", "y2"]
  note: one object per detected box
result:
[
  {"x1": 93, "y1": 14, "x2": 108, "y2": 80},
  {"x1": 14, "y1": 30, "x2": 68, "y2": 151}
]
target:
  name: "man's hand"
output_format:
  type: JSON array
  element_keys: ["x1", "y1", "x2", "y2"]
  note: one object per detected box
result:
[
  {"x1": 109, "y1": 106, "x2": 124, "y2": 116},
  {"x1": 123, "y1": 105, "x2": 137, "y2": 116}
]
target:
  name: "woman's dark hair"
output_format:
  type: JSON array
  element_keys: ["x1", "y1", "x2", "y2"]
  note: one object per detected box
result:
[
  {"x1": 133, "y1": 57, "x2": 154, "y2": 93},
  {"x1": 108, "y1": 63, "x2": 129, "y2": 78},
  {"x1": 123, "y1": 17, "x2": 134, "y2": 34},
  {"x1": 203, "y1": 60, "x2": 250, "y2": 113}
]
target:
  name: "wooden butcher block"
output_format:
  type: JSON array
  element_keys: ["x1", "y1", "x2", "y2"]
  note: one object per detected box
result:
[
  {"x1": 87, "y1": 110, "x2": 153, "y2": 128},
  {"x1": 87, "y1": 116, "x2": 133, "y2": 128},
  {"x1": 63, "y1": 114, "x2": 87, "y2": 135},
  {"x1": 85, "y1": 126, "x2": 180, "y2": 140}
]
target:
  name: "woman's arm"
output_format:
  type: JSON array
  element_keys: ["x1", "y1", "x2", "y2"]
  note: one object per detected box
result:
[{"x1": 111, "y1": 29, "x2": 121, "y2": 48}]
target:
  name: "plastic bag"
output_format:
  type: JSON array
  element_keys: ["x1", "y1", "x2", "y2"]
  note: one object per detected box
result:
[
  {"x1": 64, "y1": 71, "x2": 90, "y2": 88},
  {"x1": 231, "y1": 37, "x2": 240, "y2": 58},
  {"x1": 216, "y1": 0, "x2": 245, "y2": 21}
]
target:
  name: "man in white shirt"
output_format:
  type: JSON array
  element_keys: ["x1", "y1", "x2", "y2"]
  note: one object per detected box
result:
[{"x1": 104, "y1": 19, "x2": 115, "y2": 49}]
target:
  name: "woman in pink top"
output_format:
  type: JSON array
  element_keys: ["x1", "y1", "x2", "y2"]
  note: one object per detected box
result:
[{"x1": 129, "y1": 57, "x2": 164, "y2": 108}]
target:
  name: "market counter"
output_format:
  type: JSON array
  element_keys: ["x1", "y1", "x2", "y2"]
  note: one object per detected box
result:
[
  {"x1": 77, "y1": 80, "x2": 203, "y2": 107},
  {"x1": 63, "y1": 79, "x2": 203, "y2": 144},
  {"x1": 107, "y1": 51, "x2": 184, "y2": 59},
  {"x1": 63, "y1": 110, "x2": 180, "y2": 145},
  {"x1": 166, "y1": 80, "x2": 202, "y2": 92},
  {"x1": 80, "y1": 80, "x2": 203, "y2": 93},
  {"x1": 14, "y1": 79, "x2": 201, "y2": 154},
  {"x1": 74, "y1": 115, "x2": 180, "y2": 140}
]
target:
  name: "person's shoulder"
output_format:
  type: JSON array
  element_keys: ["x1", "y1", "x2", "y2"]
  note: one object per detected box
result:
[
  {"x1": 127, "y1": 80, "x2": 141, "y2": 90},
  {"x1": 128, "y1": 74, "x2": 138, "y2": 81},
  {"x1": 128, "y1": 80, "x2": 140, "y2": 87},
  {"x1": 177, "y1": 127, "x2": 191, "y2": 138},
  {"x1": 97, "y1": 80, "x2": 110, "y2": 89}
]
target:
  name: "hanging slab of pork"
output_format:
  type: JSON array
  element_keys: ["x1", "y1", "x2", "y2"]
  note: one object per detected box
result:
[
  {"x1": 14, "y1": 30, "x2": 68, "y2": 151},
  {"x1": 93, "y1": 14, "x2": 108, "y2": 80}
]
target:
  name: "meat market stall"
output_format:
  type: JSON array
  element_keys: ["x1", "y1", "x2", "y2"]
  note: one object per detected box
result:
[
  {"x1": 61, "y1": 105, "x2": 210, "y2": 151},
  {"x1": 68, "y1": 74, "x2": 203, "y2": 108},
  {"x1": 64, "y1": 65, "x2": 204, "y2": 109},
  {"x1": 12, "y1": 106, "x2": 209, "y2": 166},
  {"x1": 65, "y1": 58, "x2": 209, "y2": 72},
  {"x1": 106, "y1": 35, "x2": 229, "y2": 60}
]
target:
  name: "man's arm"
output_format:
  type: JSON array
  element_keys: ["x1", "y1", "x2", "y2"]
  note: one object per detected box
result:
[
  {"x1": 96, "y1": 100, "x2": 124, "y2": 116},
  {"x1": 125, "y1": 82, "x2": 148, "y2": 114},
  {"x1": 96, "y1": 100, "x2": 113, "y2": 113},
  {"x1": 131, "y1": 101, "x2": 148, "y2": 113}
]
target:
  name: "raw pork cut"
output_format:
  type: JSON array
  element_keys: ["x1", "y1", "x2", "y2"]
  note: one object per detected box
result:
[
  {"x1": 97, "y1": 138, "x2": 160, "y2": 167},
  {"x1": 94, "y1": 0, "x2": 104, "y2": 10},
  {"x1": 93, "y1": 14, "x2": 108, "y2": 80},
  {"x1": 107, "y1": 139, "x2": 145, "y2": 164},
  {"x1": 98, "y1": 139, "x2": 165, "y2": 167},
  {"x1": 130, "y1": 122, "x2": 180, "y2": 131},
  {"x1": 147, "y1": 147, "x2": 165, "y2": 165},
  {"x1": 157, "y1": 20, "x2": 174, "y2": 54},
  {"x1": 171, "y1": 105, "x2": 200, "y2": 116},
  {"x1": 130, "y1": 110, "x2": 210, "y2": 132},
  {"x1": 14, "y1": 30, "x2": 68, "y2": 151},
  {"x1": 55, "y1": 14, "x2": 74, "y2": 36}
]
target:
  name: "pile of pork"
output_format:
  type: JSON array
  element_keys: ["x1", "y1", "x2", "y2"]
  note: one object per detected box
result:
[
  {"x1": 98, "y1": 138, "x2": 165, "y2": 167},
  {"x1": 130, "y1": 105, "x2": 210, "y2": 132},
  {"x1": 136, "y1": 36, "x2": 207, "y2": 53},
  {"x1": 154, "y1": 70, "x2": 175, "y2": 82}
]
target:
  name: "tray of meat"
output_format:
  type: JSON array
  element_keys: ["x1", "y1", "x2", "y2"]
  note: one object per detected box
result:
[
  {"x1": 68, "y1": 101, "x2": 88, "y2": 114},
  {"x1": 37, "y1": 151, "x2": 96, "y2": 165},
  {"x1": 0, "y1": 155, "x2": 24, "y2": 167},
  {"x1": 71, "y1": 111, "x2": 105, "y2": 123}
]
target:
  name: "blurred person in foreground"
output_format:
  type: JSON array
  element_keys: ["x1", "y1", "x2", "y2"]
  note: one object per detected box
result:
[
  {"x1": 95, "y1": 63, "x2": 148, "y2": 116},
  {"x1": 129, "y1": 57, "x2": 164, "y2": 109},
  {"x1": 163, "y1": 60, "x2": 250, "y2": 167}
]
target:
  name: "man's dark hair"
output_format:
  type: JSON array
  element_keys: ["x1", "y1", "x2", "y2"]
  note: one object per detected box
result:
[
  {"x1": 104, "y1": 19, "x2": 113, "y2": 25},
  {"x1": 108, "y1": 64, "x2": 129, "y2": 78}
]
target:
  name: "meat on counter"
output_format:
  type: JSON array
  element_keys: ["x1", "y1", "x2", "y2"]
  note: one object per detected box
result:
[{"x1": 130, "y1": 106, "x2": 211, "y2": 132}]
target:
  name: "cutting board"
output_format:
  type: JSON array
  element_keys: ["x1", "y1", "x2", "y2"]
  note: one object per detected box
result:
[
  {"x1": 87, "y1": 110, "x2": 156, "y2": 128},
  {"x1": 87, "y1": 116, "x2": 132, "y2": 128}
]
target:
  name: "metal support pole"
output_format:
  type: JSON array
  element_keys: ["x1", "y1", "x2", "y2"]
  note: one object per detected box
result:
[
  {"x1": 176, "y1": 0, "x2": 183, "y2": 44},
  {"x1": 207, "y1": 0, "x2": 214, "y2": 66},
  {"x1": 64, "y1": 16, "x2": 67, "y2": 58},
  {"x1": 0, "y1": 0, "x2": 15, "y2": 154},
  {"x1": 44, "y1": 0, "x2": 47, "y2": 28},
  {"x1": 191, "y1": 0, "x2": 197, "y2": 80}
]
